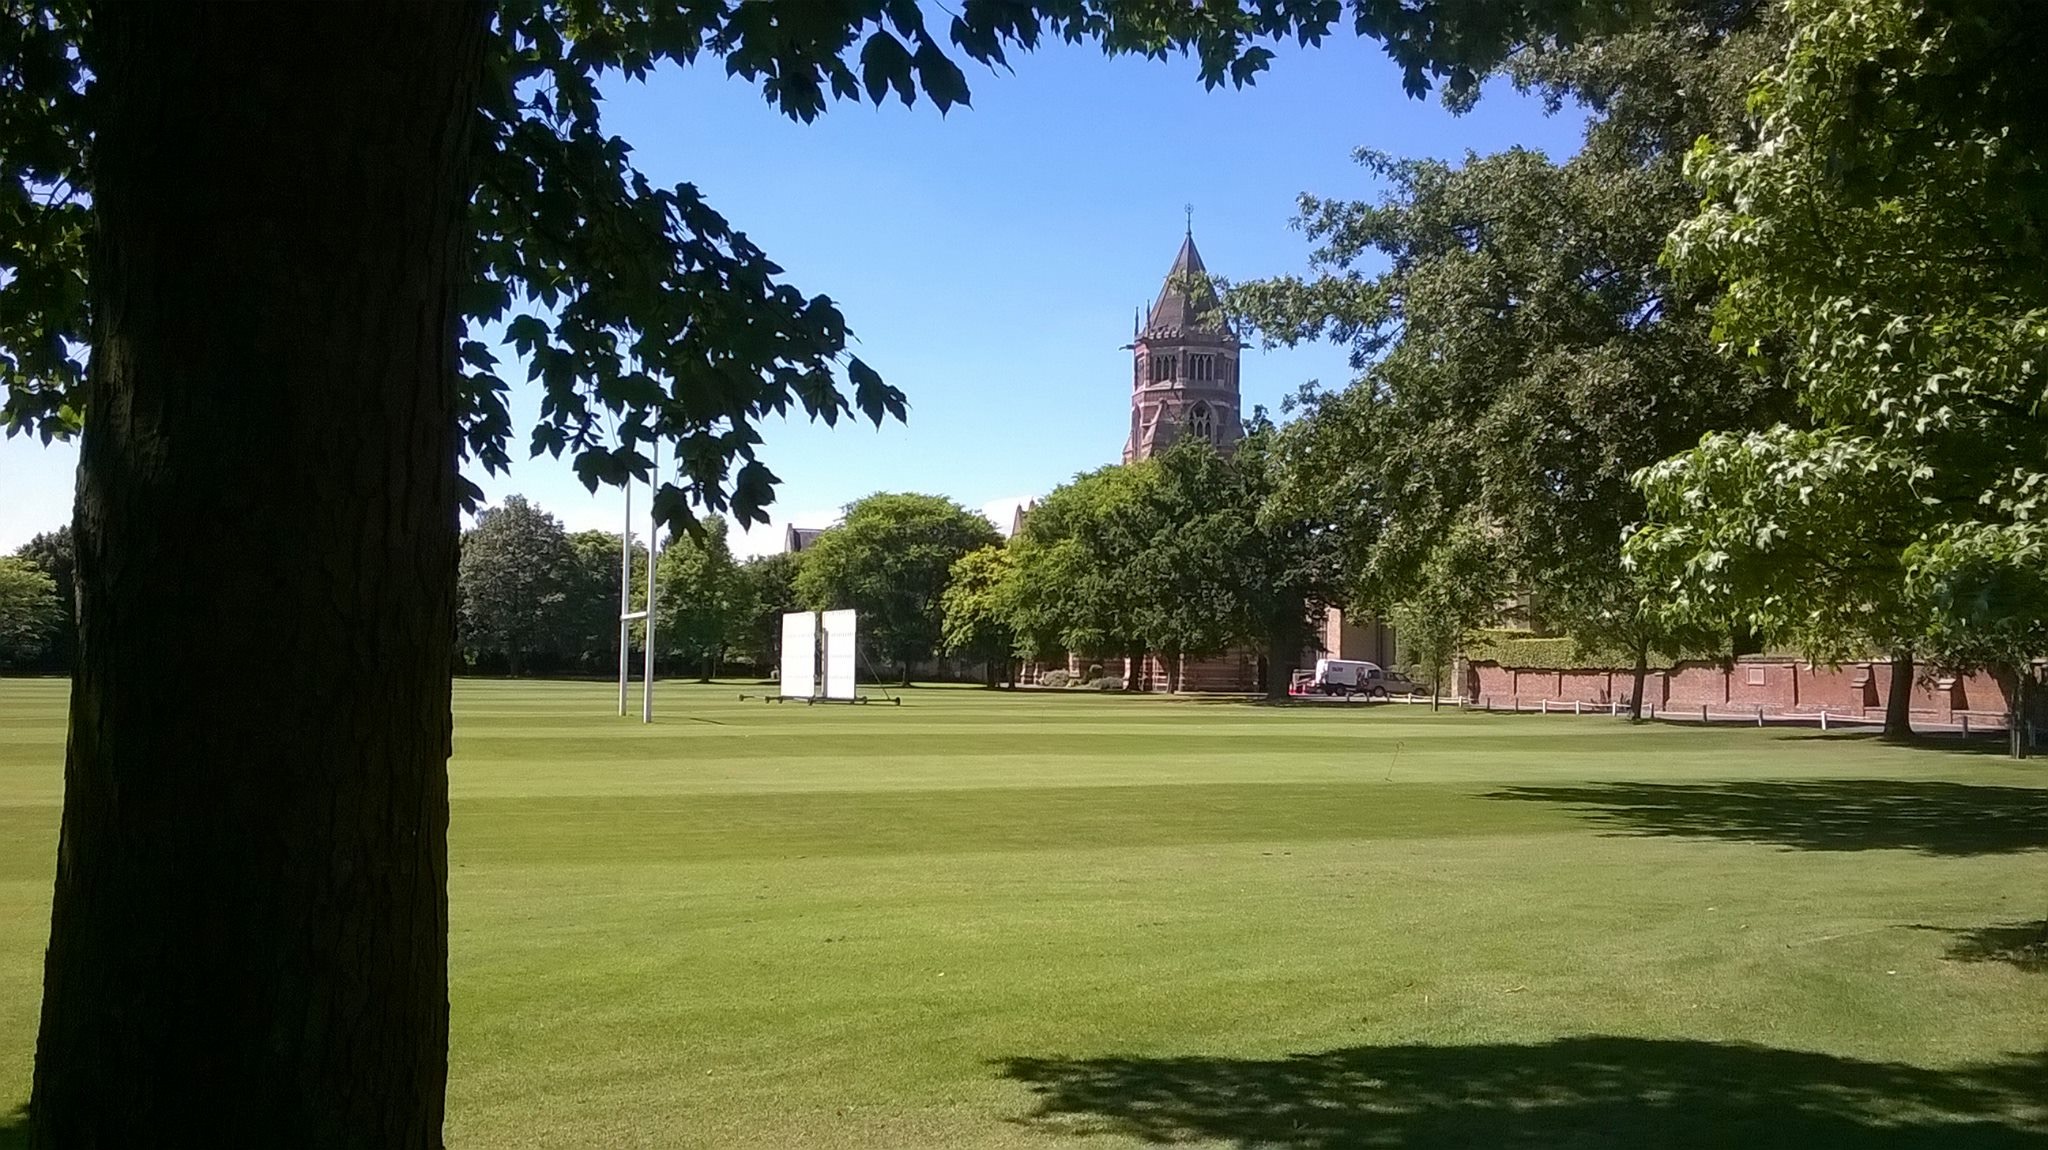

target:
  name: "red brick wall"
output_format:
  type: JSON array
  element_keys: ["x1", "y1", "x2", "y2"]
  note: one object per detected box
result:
[{"x1": 1467, "y1": 657, "x2": 2032, "y2": 720}]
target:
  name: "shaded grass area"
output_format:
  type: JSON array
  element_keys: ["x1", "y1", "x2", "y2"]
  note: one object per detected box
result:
[
  {"x1": 2, "y1": 678, "x2": 2046, "y2": 1147},
  {"x1": 1488, "y1": 780, "x2": 2048, "y2": 855},
  {"x1": 1000, "y1": 1039, "x2": 2048, "y2": 1149}
]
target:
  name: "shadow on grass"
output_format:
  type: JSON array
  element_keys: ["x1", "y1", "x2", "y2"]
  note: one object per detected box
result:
[
  {"x1": 1485, "y1": 779, "x2": 2048, "y2": 855},
  {"x1": 1776, "y1": 730, "x2": 2023, "y2": 757},
  {"x1": 998, "y1": 1037, "x2": 2048, "y2": 1149},
  {"x1": 0, "y1": 1105, "x2": 26, "y2": 1150},
  {"x1": 1912, "y1": 919, "x2": 2048, "y2": 972}
]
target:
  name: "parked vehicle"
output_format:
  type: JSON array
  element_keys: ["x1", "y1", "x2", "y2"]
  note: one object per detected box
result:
[{"x1": 1297, "y1": 659, "x2": 1421, "y2": 699}]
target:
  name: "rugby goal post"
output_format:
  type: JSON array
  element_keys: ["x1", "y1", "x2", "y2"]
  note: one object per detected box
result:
[{"x1": 618, "y1": 440, "x2": 657, "y2": 723}]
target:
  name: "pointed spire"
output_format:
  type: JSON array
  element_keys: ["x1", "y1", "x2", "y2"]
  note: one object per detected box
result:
[{"x1": 1145, "y1": 229, "x2": 1219, "y2": 334}]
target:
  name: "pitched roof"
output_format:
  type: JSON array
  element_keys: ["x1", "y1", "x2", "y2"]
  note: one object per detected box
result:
[{"x1": 1144, "y1": 232, "x2": 1223, "y2": 334}]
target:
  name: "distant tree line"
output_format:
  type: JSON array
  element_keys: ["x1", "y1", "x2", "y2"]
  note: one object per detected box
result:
[{"x1": 449, "y1": 491, "x2": 1000, "y2": 683}]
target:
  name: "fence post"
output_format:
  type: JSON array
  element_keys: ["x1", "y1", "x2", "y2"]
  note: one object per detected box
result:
[
  {"x1": 1541, "y1": 699, "x2": 1548, "y2": 714},
  {"x1": 1757, "y1": 706, "x2": 1764, "y2": 727},
  {"x1": 1961, "y1": 714, "x2": 1970, "y2": 739},
  {"x1": 1821, "y1": 709, "x2": 1829, "y2": 732},
  {"x1": 1701, "y1": 703, "x2": 1709, "y2": 724},
  {"x1": 1575, "y1": 700, "x2": 1582, "y2": 715}
]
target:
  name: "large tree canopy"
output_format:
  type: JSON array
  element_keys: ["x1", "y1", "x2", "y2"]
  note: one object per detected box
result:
[
  {"x1": 0, "y1": 555, "x2": 62, "y2": 669},
  {"x1": 795, "y1": 492, "x2": 1000, "y2": 680},
  {"x1": 2, "y1": 0, "x2": 1646, "y2": 529},
  {"x1": 1234, "y1": 0, "x2": 1784, "y2": 715},
  {"x1": 1630, "y1": 0, "x2": 2048, "y2": 751}
]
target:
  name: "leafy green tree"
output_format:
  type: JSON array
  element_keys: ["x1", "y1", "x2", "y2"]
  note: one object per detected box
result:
[
  {"x1": 1007, "y1": 464, "x2": 1163, "y2": 688},
  {"x1": 1634, "y1": 0, "x2": 2048, "y2": 752},
  {"x1": 1136, "y1": 442, "x2": 1242, "y2": 691},
  {"x1": 796, "y1": 494, "x2": 1000, "y2": 683},
  {"x1": 10, "y1": 526, "x2": 73, "y2": 672},
  {"x1": 1238, "y1": 4, "x2": 1786, "y2": 712},
  {"x1": 940, "y1": 545, "x2": 1021, "y2": 687},
  {"x1": 0, "y1": 1, "x2": 1672, "y2": 1138},
  {"x1": 0, "y1": 556, "x2": 63, "y2": 669},
  {"x1": 458, "y1": 496, "x2": 577, "y2": 675},
  {"x1": 564, "y1": 529, "x2": 644, "y2": 672},
  {"x1": 656, "y1": 518, "x2": 743, "y2": 680},
  {"x1": 1386, "y1": 521, "x2": 1502, "y2": 711},
  {"x1": 733, "y1": 550, "x2": 805, "y2": 674}
]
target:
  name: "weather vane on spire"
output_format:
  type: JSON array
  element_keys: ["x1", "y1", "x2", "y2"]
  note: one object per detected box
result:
[{"x1": 1184, "y1": 203, "x2": 1194, "y2": 237}]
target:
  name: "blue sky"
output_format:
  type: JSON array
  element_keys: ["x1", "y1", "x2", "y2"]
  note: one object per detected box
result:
[{"x1": 0, "y1": 34, "x2": 1584, "y2": 556}]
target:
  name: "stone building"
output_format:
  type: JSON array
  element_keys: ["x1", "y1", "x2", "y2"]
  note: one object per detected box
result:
[{"x1": 1124, "y1": 229, "x2": 1245, "y2": 461}]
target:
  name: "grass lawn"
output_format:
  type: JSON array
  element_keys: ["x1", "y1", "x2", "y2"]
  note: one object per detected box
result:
[{"x1": 3, "y1": 677, "x2": 2045, "y2": 1147}]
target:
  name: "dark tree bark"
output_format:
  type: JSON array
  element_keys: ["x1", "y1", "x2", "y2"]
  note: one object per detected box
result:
[
  {"x1": 2004, "y1": 663, "x2": 2034, "y2": 761},
  {"x1": 1629, "y1": 644, "x2": 1650, "y2": 723},
  {"x1": 33, "y1": 6, "x2": 486, "y2": 1147},
  {"x1": 1262, "y1": 627, "x2": 1293, "y2": 702},
  {"x1": 1883, "y1": 650, "x2": 1915, "y2": 742},
  {"x1": 1125, "y1": 646, "x2": 1146, "y2": 692}
]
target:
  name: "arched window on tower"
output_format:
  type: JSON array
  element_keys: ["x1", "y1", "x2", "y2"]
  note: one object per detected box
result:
[{"x1": 1188, "y1": 401, "x2": 1213, "y2": 443}]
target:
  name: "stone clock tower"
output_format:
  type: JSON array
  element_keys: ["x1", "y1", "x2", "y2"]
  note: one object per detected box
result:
[{"x1": 1124, "y1": 229, "x2": 1243, "y2": 462}]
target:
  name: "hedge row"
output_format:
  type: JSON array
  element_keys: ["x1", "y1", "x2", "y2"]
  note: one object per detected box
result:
[{"x1": 1460, "y1": 629, "x2": 1728, "y2": 672}]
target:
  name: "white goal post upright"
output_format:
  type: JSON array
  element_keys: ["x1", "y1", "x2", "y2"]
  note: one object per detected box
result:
[{"x1": 617, "y1": 439, "x2": 658, "y2": 723}]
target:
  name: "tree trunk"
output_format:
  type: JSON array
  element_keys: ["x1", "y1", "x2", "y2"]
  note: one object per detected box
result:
[
  {"x1": 1430, "y1": 661, "x2": 1442, "y2": 712},
  {"x1": 33, "y1": 7, "x2": 485, "y2": 1147},
  {"x1": 983, "y1": 657, "x2": 998, "y2": 689},
  {"x1": 1883, "y1": 649, "x2": 1915, "y2": 741},
  {"x1": 1125, "y1": 647, "x2": 1146, "y2": 692},
  {"x1": 1629, "y1": 644, "x2": 1649, "y2": 723},
  {"x1": 1263, "y1": 628, "x2": 1292, "y2": 702},
  {"x1": 2010, "y1": 664, "x2": 2034, "y2": 761},
  {"x1": 1165, "y1": 651, "x2": 1182, "y2": 694},
  {"x1": 899, "y1": 658, "x2": 911, "y2": 686}
]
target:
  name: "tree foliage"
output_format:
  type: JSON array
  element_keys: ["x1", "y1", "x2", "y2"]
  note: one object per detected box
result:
[
  {"x1": 939, "y1": 544, "x2": 1020, "y2": 685},
  {"x1": 795, "y1": 493, "x2": 1000, "y2": 677},
  {"x1": 1630, "y1": 0, "x2": 2048, "y2": 750},
  {"x1": 1006, "y1": 432, "x2": 1336, "y2": 694},
  {"x1": 2, "y1": 0, "x2": 1643, "y2": 528},
  {"x1": 457, "y1": 495, "x2": 578, "y2": 675},
  {"x1": 9, "y1": 525, "x2": 73, "y2": 671},
  {"x1": 0, "y1": 554, "x2": 62, "y2": 668},
  {"x1": 1007, "y1": 462, "x2": 1162, "y2": 679},
  {"x1": 1236, "y1": 1, "x2": 1785, "y2": 689},
  {"x1": 655, "y1": 517, "x2": 745, "y2": 678},
  {"x1": 732, "y1": 550, "x2": 804, "y2": 672},
  {"x1": 1387, "y1": 521, "x2": 1502, "y2": 711}
]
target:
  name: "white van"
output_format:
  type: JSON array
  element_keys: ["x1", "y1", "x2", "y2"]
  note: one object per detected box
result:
[{"x1": 1305, "y1": 658, "x2": 1414, "y2": 698}]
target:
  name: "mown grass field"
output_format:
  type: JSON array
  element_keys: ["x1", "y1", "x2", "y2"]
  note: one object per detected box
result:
[{"x1": 2, "y1": 677, "x2": 2045, "y2": 1147}]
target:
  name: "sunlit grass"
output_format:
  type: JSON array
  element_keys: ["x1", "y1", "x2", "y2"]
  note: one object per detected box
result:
[{"x1": 3, "y1": 678, "x2": 2043, "y2": 1147}]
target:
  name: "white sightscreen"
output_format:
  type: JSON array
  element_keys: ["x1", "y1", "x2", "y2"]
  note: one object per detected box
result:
[
  {"x1": 821, "y1": 609, "x2": 858, "y2": 700},
  {"x1": 779, "y1": 611, "x2": 817, "y2": 699}
]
